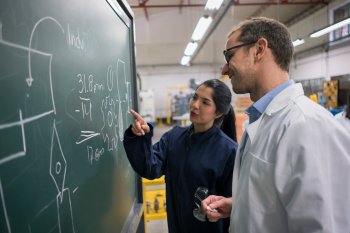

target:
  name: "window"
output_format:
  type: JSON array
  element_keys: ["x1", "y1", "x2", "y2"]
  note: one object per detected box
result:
[{"x1": 333, "y1": 2, "x2": 350, "y2": 40}]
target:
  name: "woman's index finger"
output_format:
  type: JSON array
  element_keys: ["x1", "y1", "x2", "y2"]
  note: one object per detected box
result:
[{"x1": 129, "y1": 109, "x2": 143, "y2": 121}]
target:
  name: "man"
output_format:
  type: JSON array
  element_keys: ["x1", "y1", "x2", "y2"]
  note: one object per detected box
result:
[{"x1": 202, "y1": 17, "x2": 350, "y2": 233}]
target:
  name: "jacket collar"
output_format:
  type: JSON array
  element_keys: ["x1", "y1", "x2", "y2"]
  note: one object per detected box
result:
[
  {"x1": 245, "y1": 83, "x2": 304, "y2": 143},
  {"x1": 187, "y1": 124, "x2": 220, "y2": 141}
]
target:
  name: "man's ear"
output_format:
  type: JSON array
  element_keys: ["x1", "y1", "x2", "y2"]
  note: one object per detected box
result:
[{"x1": 255, "y1": 38, "x2": 268, "y2": 60}]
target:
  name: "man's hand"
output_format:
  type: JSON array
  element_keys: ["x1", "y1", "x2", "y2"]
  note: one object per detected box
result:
[{"x1": 201, "y1": 195, "x2": 232, "y2": 222}]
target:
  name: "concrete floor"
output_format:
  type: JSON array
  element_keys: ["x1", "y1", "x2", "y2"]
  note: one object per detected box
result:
[{"x1": 147, "y1": 219, "x2": 168, "y2": 233}]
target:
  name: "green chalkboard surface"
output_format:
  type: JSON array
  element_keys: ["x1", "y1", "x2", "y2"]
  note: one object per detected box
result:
[{"x1": 0, "y1": 0, "x2": 140, "y2": 232}]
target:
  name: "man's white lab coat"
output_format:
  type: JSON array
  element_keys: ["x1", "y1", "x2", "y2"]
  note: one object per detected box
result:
[{"x1": 230, "y1": 83, "x2": 350, "y2": 233}]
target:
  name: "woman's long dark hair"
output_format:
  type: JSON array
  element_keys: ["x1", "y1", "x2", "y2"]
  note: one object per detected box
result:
[
  {"x1": 345, "y1": 104, "x2": 350, "y2": 120},
  {"x1": 221, "y1": 106, "x2": 237, "y2": 142},
  {"x1": 197, "y1": 79, "x2": 237, "y2": 142}
]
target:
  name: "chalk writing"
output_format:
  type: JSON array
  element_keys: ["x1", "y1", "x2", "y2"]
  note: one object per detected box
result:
[
  {"x1": 87, "y1": 146, "x2": 105, "y2": 164},
  {"x1": 0, "y1": 178, "x2": 11, "y2": 233},
  {"x1": 77, "y1": 73, "x2": 104, "y2": 94},
  {"x1": 67, "y1": 24, "x2": 85, "y2": 51}
]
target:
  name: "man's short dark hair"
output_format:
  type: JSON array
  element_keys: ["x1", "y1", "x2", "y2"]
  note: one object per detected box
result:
[{"x1": 229, "y1": 17, "x2": 293, "y2": 72}]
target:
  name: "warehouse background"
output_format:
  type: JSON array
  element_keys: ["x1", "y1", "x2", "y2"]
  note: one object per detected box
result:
[{"x1": 128, "y1": 0, "x2": 350, "y2": 121}]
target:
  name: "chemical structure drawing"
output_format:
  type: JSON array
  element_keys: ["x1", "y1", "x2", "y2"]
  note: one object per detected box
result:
[
  {"x1": 50, "y1": 121, "x2": 67, "y2": 198},
  {"x1": 100, "y1": 60, "x2": 132, "y2": 151},
  {"x1": 49, "y1": 121, "x2": 76, "y2": 233},
  {"x1": 101, "y1": 93, "x2": 118, "y2": 151}
]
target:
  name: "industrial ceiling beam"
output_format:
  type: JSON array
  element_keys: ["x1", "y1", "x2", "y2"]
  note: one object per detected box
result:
[
  {"x1": 130, "y1": 0, "x2": 326, "y2": 9},
  {"x1": 138, "y1": 0, "x2": 150, "y2": 20},
  {"x1": 130, "y1": 3, "x2": 205, "y2": 8}
]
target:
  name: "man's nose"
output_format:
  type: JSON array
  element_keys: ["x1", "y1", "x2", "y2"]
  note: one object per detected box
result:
[{"x1": 221, "y1": 64, "x2": 229, "y2": 76}]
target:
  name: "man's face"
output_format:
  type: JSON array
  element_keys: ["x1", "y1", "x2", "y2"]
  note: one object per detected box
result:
[{"x1": 222, "y1": 31, "x2": 255, "y2": 95}]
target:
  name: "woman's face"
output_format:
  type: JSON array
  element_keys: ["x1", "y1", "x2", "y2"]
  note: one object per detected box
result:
[{"x1": 189, "y1": 85, "x2": 218, "y2": 132}]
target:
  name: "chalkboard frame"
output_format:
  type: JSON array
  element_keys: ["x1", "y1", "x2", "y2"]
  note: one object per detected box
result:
[{"x1": 108, "y1": 0, "x2": 144, "y2": 232}]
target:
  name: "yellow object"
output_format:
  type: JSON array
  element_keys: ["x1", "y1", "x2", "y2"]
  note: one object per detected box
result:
[
  {"x1": 142, "y1": 176, "x2": 167, "y2": 233},
  {"x1": 166, "y1": 116, "x2": 171, "y2": 125},
  {"x1": 323, "y1": 80, "x2": 338, "y2": 108},
  {"x1": 309, "y1": 94, "x2": 318, "y2": 103},
  {"x1": 156, "y1": 118, "x2": 163, "y2": 126}
]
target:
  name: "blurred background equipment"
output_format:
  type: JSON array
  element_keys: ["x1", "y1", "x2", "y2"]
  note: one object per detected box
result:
[
  {"x1": 139, "y1": 89, "x2": 156, "y2": 125},
  {"x1": 323, "y1": 80, "x2": 339, "y2": 109}
]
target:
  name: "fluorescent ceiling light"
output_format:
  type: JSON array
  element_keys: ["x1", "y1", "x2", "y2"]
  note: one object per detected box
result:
[
  {"x1": 205, "y1": 0, "x2": 224, "y2": 10},
  {"x1": 184, "y1": 42, "x2": 198, "y2": 56},
  {"x1": 191, "y1": 16, "x2": 213, "y2": 41},
  {"x1": 292, "y1": 38, "x2": 305, "y2": 47},
  {"x1": 310, "y1": 17, "x2": 350, "y2": 38},
  {"x1": 181, "y1": 56, "x2": 191, "y2": 66}
]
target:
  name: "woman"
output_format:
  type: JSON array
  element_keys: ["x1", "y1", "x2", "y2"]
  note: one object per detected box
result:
[{"x1": 123, "y1": 79, "x2": 238, "y2": 233}]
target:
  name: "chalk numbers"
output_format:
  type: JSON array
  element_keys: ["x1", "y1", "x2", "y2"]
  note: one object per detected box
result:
[{"x1": 77, "y1": 73, "x2": 103, "y2": 94}]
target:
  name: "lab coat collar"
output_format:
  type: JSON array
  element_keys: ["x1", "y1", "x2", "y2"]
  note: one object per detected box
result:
[
  {"x1": 265, "y1": 83, "x2": 304, "y2": 116},
  {"x1": 245, "y1": 83, "x2": 304, "y2": 144}
]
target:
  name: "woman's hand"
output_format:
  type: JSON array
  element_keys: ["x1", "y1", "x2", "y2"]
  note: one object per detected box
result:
[{"x1": 129, "y1": 109, "x2": 150, "y2": 136}]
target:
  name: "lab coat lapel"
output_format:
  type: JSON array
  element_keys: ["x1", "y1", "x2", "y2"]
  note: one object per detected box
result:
[
  {"x1": 245, "y1": 117, "x2": 261, "y2": 145},
  {"x1": 232, "y1": 120, "x2": 257, "y2": 194},
  {"x1": 231, "y1": 132, "x2": 245, "y2": 198},
  {"x1": 232, "y1": 110, "x2": 263, "y2": 199}
]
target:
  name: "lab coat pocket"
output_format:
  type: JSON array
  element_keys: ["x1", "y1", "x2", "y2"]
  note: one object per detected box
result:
[{"x1": 248, "y1": 152, "x2": 277, "y2": 214}]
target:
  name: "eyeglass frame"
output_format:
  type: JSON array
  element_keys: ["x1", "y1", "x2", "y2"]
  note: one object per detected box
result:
[{"x1": 223, "y1": 41, "x2": 257, "y2": 64}]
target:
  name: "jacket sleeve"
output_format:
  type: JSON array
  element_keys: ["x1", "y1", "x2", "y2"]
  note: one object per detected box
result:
[
  {"x1": 217, "y1": 142, "x2": 237, "y2": 198},
  {"x1": 274, "y1": 118, "x2": 350, "y2": 233},
  {"x1": 217, "y1": 140, "x2": 237, "y2": 229},
  {"x1": 123, "y1": 124, "x2": 168, "y2": 179}
]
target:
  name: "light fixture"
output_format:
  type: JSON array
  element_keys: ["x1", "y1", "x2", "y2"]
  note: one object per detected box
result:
[
  {"x1": 310, "y1": 17, "x2": 350, "y2": 38},
  {"x1": 191, "y1": 16, "x2": 213, "y2": 41},
  {"x1": 205, "y1": 0, "x2": 224, "y2": 10},
  {"x1": 184, "y1": 42, "x2": 198, "y2": 56},
  {"x1": 180, "y1": 56, "x2": 191, "y2": 66},
  {"x1": 292, "y1": 38, "x2": 305, "y2": 47}
]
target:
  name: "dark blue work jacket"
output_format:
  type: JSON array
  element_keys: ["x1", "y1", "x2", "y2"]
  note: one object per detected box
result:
[{"x1": 123, "y1": 124, "x2": 237, "y2": 233}]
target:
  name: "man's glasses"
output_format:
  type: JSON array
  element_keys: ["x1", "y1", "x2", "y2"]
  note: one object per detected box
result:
[
  {"x1": 193, "y1": 187, "x2": 209, "y2": 222},
  {"x1": 223, "y1": 41, "x2": 257, "y2": 64}
]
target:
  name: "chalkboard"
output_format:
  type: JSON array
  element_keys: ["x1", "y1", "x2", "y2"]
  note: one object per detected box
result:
[{"x1": 0, "y1": 0, "x2": 141, "y2": 233}]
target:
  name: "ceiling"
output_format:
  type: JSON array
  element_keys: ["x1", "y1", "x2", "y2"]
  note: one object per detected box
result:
[{"x1": 126, "y1": 0, "x2": 330, "y2": 67}]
